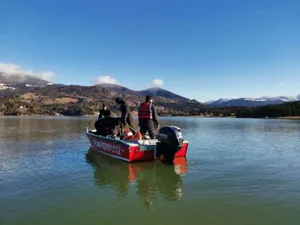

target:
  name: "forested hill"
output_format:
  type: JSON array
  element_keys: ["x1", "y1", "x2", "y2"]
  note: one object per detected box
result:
[
  {"x1": 0, "y1": 83, "x2": 206, "y2": 116},
  {"x1": 235, "y1": 101, "x2": 300, "y2": 118},
  {"x1": 1, "y1": 73, "x2": 299, "y2": 118}
]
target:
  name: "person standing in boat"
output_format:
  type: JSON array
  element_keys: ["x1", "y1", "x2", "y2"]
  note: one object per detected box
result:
[
  {"x1": 138, "y1": 95, "x2": 159, "y2": 139},
  {"x1": 115, "y1": 97, "x2": 136, "y2": 135},
  {"x1": 98, "y1": 104, "x2": 111, "y2": 119}
]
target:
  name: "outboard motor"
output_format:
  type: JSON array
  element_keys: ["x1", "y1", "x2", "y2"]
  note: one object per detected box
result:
[{"x1": 156, "y1": 126, "x2": 184, "y2": 164}]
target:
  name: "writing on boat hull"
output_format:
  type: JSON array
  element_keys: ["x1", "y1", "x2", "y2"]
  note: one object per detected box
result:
[{"x1": 91, "y1": 138, "x2": 123, "y2": 156}]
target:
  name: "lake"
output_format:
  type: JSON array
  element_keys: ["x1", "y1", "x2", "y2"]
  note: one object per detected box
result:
[{"x1": 1, "y1": 116, "x2": 300, "y2": 225}]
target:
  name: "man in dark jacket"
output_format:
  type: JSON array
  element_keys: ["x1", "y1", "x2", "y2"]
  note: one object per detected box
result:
[
  {"x1": 94, "y1": 117, "x2": 122, "y2": 136},
  {"x1": 138, "y1": 95, "x2": 159, "y2": 139},
  {"x1": 98, "y1": 104, "x2": 111, "y2": 119},
  {"x1": 115, "y1": 97, "x2": 136, "y2": 134}
]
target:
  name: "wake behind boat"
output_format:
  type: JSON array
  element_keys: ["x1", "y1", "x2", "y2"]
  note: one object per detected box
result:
[{"x1": 86, "y1": 117, "x2": 189, "y2": 163}]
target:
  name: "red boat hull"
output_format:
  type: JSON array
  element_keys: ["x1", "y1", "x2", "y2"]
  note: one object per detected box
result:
[{"x1": 86, "y1": 130, "x2": 188, "y2": 163}]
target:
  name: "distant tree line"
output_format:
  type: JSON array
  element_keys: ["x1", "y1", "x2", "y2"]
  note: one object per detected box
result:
[{"x1": 235, "y1": 101, "x2": 300, "y2": 118}]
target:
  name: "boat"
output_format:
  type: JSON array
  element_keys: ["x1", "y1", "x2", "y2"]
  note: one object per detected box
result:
[
  {"x1": 86, "y1": 118, "x2": 189, "y2": 163},
  {"x1": 85, "y1": 150, "x2": 188, "y2": 208}
]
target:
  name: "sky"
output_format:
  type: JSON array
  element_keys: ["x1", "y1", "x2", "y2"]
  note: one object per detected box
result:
[{"x1": 0, "y1": 0, "x2": 299, "y2": 102}]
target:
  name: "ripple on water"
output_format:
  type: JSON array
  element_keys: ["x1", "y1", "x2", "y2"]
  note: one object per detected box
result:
[{"x1": 1, "y1": 117, "x2": 300, "y2": 225}]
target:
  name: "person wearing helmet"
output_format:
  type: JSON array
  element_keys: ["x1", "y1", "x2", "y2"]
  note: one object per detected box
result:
[{"x1": 138, "y1": 95, "x2": 159, "y2": 139}]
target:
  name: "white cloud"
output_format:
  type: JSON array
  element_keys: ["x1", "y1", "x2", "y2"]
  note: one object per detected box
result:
[
  {"x1": 0, "y1": 63, "x2": 20, "y2": 74},
  {"x1": 0, "y1": 62, "x2": 55, "y2": 81},
  {"x1": 94, "y1": 75, "x2": 117, "y2": 84},
  {"x1": 152, "y1": 78, "x2": 163, "y2": 87},
  {"x1": 37, "y1": 71, "x2": 55, "y2": 80}
]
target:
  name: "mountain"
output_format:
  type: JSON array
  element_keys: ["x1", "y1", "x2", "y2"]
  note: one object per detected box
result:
[
  {"x1": 0, "y1": 80, "x2": 206, "y2": 116},
  {"x1": 93, "y1": 84, "x2": 193, "y2": 103},
  {"x1": 137, "y1": 87, "x2": 190, "y2": 102},
  {"x1": 205, "y1": 98, "x2": 230, "y2": 106},
  {"x1": 205, "y1": 95, "x2": 300, "y2": 107},
  {"x1": 0, "y1": 72, "x2": 53, "y2": 89},
  {"x1": 95, "y1": 83, "x2": 136, "y2": 93},
  {"x1": 2, "y1": 73, "x2": 299, "y2": 117}
]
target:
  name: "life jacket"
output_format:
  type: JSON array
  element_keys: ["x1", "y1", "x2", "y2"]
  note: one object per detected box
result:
[
  {"x1": 124, "y1": 132, "x2": 142, "y2": 141},
  {"x1": 138, "y1": 102, "x2": 152, "y2": 119},
  {"x1": 124, "y1": 129, "x2": 133, "y2": 138}
]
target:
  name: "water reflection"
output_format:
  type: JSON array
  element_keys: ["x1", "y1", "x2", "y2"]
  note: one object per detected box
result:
[
  {"x1": 0, "y1": 116, "x2": 197, "y2": 141},
  {"x1": 0, "y1": 116, "x2": 94, "y2": 141},
  {"x1": 85, "y1": 149, "x2": 188, "y2": 209}
]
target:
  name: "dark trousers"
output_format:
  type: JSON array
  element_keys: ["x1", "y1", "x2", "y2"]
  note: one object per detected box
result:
[
  {"x1": 126, "y1": 116, "x2": 136, "y2": 134},
  {"x1": 120, "y1": 115, "x2": 136, "y2": 135},
  {"x1": 139, "y1": 119, "x2": 155, "y2": 139}
]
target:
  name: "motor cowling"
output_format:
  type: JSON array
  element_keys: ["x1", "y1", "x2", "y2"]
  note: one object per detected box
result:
[{"x1": 156, "y1": 126, "x2": 184, "y2": 164}]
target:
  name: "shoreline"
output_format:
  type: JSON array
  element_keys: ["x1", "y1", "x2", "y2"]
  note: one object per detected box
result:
[
  {"x1": 0, "y1": 114, "x2": 300, "y2": 120},
  {"x1": 274, "y1": 116, "x2": 300, "y2": 120}
]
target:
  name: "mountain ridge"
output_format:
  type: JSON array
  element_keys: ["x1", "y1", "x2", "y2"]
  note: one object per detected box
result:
[
  {"x1": 204, "y1": 95, "x2": 300, "y2": 107},
  {"x1": 0, "y1": 72, "x2": 53, "y2": 89},
  {"x1": 1, "y1": 72, "x2": 299, "y2": 108},
  {"x1": 0, "y1": 72, "x2": 193, "y2": 101},
  {"x1": 0, "y1": 73, "x2": 206, "y2": 116},
  {"x1": 94, "y1": 84, "x2": 191, "y2": 102}
]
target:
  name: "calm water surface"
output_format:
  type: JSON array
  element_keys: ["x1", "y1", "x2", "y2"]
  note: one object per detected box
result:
[{"x1": 1, "y1": 116, "x2": 300, "y2": 225}]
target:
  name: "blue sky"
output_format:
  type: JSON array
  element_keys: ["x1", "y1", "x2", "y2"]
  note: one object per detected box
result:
[{"x1": 0, "y1": 0, "x2": 299, "y2": 101}]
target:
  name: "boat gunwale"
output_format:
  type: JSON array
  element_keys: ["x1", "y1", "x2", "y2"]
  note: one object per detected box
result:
[{"x1": 86, "y1": 130, "x2": 139, "y2": 147}]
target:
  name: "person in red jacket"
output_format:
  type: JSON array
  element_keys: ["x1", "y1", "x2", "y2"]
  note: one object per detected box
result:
[{"x1": 138, "y1": 95, "x2": 159, "y2": 139}]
